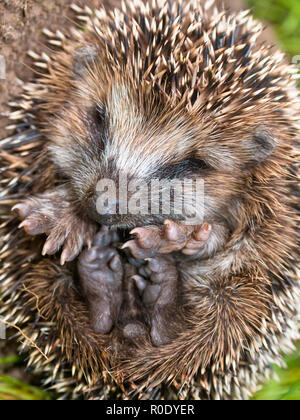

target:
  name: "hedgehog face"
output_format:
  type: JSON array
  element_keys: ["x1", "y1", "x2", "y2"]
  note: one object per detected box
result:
[
  {"x1": 49, "y1": 68, "x2": 277, "y2": 240},
  {"x1": 47, "y1": 4, "x2": 287, "y2": 243}
]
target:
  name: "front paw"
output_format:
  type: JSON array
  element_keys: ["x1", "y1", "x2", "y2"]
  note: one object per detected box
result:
[
  {"x1": 45, "y1": 217, "x2": 97, "y2": 265},
  {"x1": 122, "y1": 220, "x2": 212, "y2": 258},
  {"x1": 13, "y1": 192, "x2": 96, "y2": 265},
  {"x1": 13, "y1": 197, "x2": 54, "y2": 236}
]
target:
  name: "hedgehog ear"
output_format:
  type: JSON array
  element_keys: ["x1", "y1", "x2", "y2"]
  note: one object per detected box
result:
[
  {"x1": 249, "y1": 128, "x2": 277, "y2": 164},
  {"x1": 73, "y1": 45, "x2": 98, "y2": 78}
]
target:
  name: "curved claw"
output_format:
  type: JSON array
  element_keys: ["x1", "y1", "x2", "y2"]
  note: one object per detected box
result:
[
  {"x1": 42, "y1": 237, "x2": 61, "y2": 257},
  {"x1": 194, "y1": 223, "x2": 212, "y2": 242},
  {"x1": 60, "y1": 246, "x2": 78, "y2": 266},
  {"x1": 19, "y1": 219, "x2": 39, "y2": 235},
  {"x1": 182, "y1": 248, "x2": 202, "y2": 256},
  {"x1": 146, "y1": 258, "x2": 161, "y2": 273},
  {"x1": 12, "y1": 204, "x2": 28, "y2": 218},
  {"x1": 130, "y1": 227, "x2": 161, "y2": 249},
  {"x1": 164, "y1": 220, "x2": 188, "y2": 243},
  {"x1": 122, "y1": 240, "x2": 157, "y2": 259},
  {"x1": 124, "y1": 222, "x2": 213, "y2": 259},
  {"x1": 121, "y1": 240, "x2": 135, "y2": 251},
  {"x1": 146, "y1": 256, "x2": 174, "y2": 274}
]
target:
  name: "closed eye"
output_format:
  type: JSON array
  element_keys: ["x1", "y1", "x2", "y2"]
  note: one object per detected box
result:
[
  {"x1": 84, "y1": 104, "x2": 108, "y2": 155},
  {"x1": 94, "y1": 104, "x2": 106, "y2": 131},
  {"x1": 153, "y1": 157, "x2": 211, "y2": 180}
]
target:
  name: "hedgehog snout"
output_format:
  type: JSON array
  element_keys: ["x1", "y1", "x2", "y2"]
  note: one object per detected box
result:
[{"x1": 87, "y1": 190, "x2": 121, "y2": 226}]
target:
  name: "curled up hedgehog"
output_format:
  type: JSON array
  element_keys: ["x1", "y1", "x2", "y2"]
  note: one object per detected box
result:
[{"x1": 0, "y1": 0, "x2": 299, "y2": 400}]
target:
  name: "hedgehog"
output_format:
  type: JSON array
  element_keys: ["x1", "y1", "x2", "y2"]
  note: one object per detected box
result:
[{"x1": 0, "y1": 0, "x2": 299, "y2": 400}]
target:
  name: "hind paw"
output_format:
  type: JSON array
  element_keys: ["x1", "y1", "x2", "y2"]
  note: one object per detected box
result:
[
  {"x1": 119, "y1": 264, "x2": 148, "y2": 340},
  {"x1": 78, "y1": 228, "x2": 123, "y2": 334},
  {"x1": 140, "y1": 255, "x2": 178, "y2": 346},
  {"x1": 122, "y1": 220, "x2": 212, "y2": 258}
]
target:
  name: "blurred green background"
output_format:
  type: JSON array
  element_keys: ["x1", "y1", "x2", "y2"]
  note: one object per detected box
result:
[
  {"x1": 0, "y1": 0, "x2": 299, "y2": 401},
  {"x1": 249, "y1": 0, "x2": 300, "y2": 57}
]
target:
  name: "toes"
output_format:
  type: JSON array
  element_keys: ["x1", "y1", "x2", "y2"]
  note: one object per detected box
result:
[
  {"x1": 193, "y1": 223, "x2": 212, "y2": 242},
  {"x1": 122, "y1": 226, "x2": 165, "y2": 258},
  {"x1": 61, "y1": 222, "x2": 98, "y2": 264},
  {"x1": 122, "y1": 240, "x2": 157, "y2": 259},
  {"x1": 42, "y1": 235, "x2": 65, "y2": 257},
  {"x1": 109, "y1": 254, "x2": 122, "y2": 272},
  {"x1": 19, "y1": 218, "x2": 47, "y2": 236},
  {"x1": 97, "y1": 248, "x2": 116, "y2": 264},
  {"x1": 182, "y1": 248, "x2": 202, "y2": 256},
  {"x1": 61, "y1": 232, "x2": 88, "y2": 265},
  {"x1": 146, "y1": 256, "x2": 172, "y2": 273},
  {"x1": 145, "y1": 257, "x2": 177, "y2": 290},
  {"x1": 129, "y1": 222, "x2": 189, "y2": 255},
  {"x1": 94, "y1": 228, "x2": 113, "y2": 248},
  {"x1": 150, "y1": 322, "x2": 171, "y2": 346},
  {"x1": 80, "y1": 246, "x2": 99, "y2": 264},
  {"x1": 182, "y1": 224, "x2": 212, "y2": 255},
  {"x1": 42, "y1": 227, "x2": 67, "y2": 257},
  {"x1": 91, "y1": 310, "x2": 114, "y2": 335},
  {"x1": 14, "y1": 200, "x2": 53, "y2": 236},
  {"x1": 60, "y1": 243, "x2": 81, "y2": 265},
  {"x1": 80, "y1": 247, "x2": 117, "y2": 269},
  {"x1": 138, "y1": 265, "x2": 152, "y2": 278},
  {"x1": 12, "y1": 202, "x2": 34, "y2": 219},
  {"x1": 133, "y1": 274, "x2": 148, "y2": 295},
  {"x1": 14, "y1": 194, "x2": 97, "y2": 263},
  {"x1": 164, "y1": 220, "x2": 188, "y2": 243},
  {"x1": 143, "y1": 284, "x2": 161, "y2": 305},
  {"x1": 130, "y1": 226, "x2": 161, "y2": 249},
  {"x1": 93, "y1": 227, "x2": 119, "y2": 248},
  {"x1": 157, "y1": 220, "x2": 191, "y2": 253},
  {"x1": 124, "y1": 222, "x2": 210, "y2": 258}
]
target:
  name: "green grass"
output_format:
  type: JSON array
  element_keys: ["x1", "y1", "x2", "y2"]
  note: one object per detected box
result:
[
  {"x1": 0, "y1": 376, "x2": 52, "y2": 401},
  {"x1": 253, "y1": 345, "x2": 300, "y2": 400},
  {"x1": 249, "y1": 0, "x2": 300, "y2": 56},
  {"x1": 0, "y1": 356, "x2": 52, "y2": 400}
]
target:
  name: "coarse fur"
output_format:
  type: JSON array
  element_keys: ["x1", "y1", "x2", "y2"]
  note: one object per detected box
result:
[{"x1": 0, "y1": 0, "x2": 299, "y2": 400}]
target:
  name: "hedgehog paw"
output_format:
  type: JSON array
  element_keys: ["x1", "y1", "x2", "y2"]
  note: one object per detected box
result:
[
  {"x1": 13, "y1": 198, "x2": 54, "y2": 236},
  {"x1": 122, "y1": 220, "x2": 212, "y2": 258},
  {"x1": 78, "y1": 229, "x2": 123, "y2": 334},
  {"x1": 13, "y1": 193, "x2": 97, "y2": 265},
  {"x1": 43, "y1": 217, "x2": 97, "y2": 265},
  {"x1": 119, "y1": 264, "x2": 149, "y2": 340},
  {"x1": 140, "y1": 255, "x2": 178, "y2": 346}
]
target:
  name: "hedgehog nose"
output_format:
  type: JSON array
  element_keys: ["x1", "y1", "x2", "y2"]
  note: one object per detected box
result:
[{"x1": 96, "y1": 214, "x2": 118, "y2": 226}]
